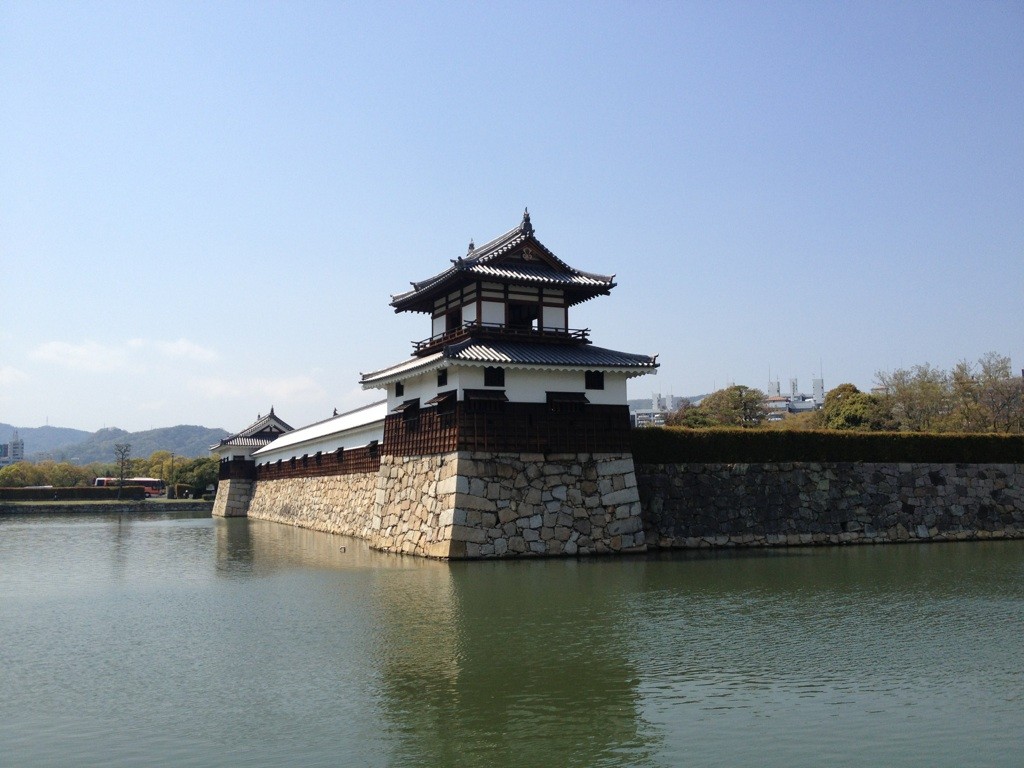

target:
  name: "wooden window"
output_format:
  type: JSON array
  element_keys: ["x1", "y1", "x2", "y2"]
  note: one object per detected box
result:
[
  {"x1": 585, "y1": 370, "x2": 605, "y2": 390},
  {"x1": 547, "y1": 391, "x2": 589, "y2": 414},
  {"x1": 484, "y1": 366, "x2": 505, "y2": 387},
  {"x1": 508, "y1": 302, "x2": 539, "y2": 330},
  {"x1": 445, "y1": 308, "x2": 461, "y2": 332},
  {"x1": 437, "y1": 368, "x2": 448, "y2": 387},
  {"x1": 395, "y1": 381, "x2": 404, "y2": 397}
]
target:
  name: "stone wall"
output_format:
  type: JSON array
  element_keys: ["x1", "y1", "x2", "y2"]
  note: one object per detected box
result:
[
  {"x1": 447, "y1": 452, "x2": 645, "y2": 558},
  {"x1": 233, "y1": 450, "x2": 646, "y2": 559},
  {"x1": 212, "y1": 478, "x2": 255, "y2": 518},
  {"x1": 372, "y1": 454, "x2": 460, "y2": 558},
  {"x1": 638, "y1": 462, "x2": 1024, "y2": 549},
  {"x1": 246, "y1": 472, "x2": 378, "y2": 538}
]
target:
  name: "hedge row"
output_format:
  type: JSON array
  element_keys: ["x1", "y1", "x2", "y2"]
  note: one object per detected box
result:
[
  {"x1": 0, "y1": 486, "x2": 148, "y2": 502},
  {"x1": 630, "y1": 428, "x2": 1024, "y2": 465}
]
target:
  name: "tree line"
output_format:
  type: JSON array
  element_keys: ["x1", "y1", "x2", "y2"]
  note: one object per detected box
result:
[
  {"x1": 0, "y1": 448, "x2": 219, "y2": 494},
  {"x1": 666, "y1": 353, "x2": 1024, "y2": 434}
]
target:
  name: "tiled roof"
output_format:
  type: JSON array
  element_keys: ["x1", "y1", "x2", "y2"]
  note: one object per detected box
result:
[
  {"x1": 217, "y1": 436, "x2": 275, "y2": 447},
  {"x1": 237, "y1": 410, "x2": 293, "y2": 438},
  {"x1": 390, "y1": 210, "x2": 615, "y2": 311},
  {"x1": 446, "y1": 340, "x2": 658, "y2": 369},
  {"x1": 252, "y1": 401, "x2": 387, "y2": 457},
  {"x1": 211, "y1": 408, "x2": 295, "y2": 451},
  {"x1": 361, "y1": 340, "x2": 657, "y2": 386}
]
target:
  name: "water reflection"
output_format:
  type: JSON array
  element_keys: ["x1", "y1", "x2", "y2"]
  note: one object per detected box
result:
[
  {"x1": 3, "y1": 513, "x2": 1021, "y2": 768},
  {"x1": 368, "y1": 560, "x2": 660, "y2": 767},
  {"x1": 212, "y1": 519, "x2": 661, "y2": 766}
]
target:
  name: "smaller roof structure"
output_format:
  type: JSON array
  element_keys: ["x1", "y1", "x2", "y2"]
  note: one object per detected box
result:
[
  {"x1": 390, "y1": 210, "x2": 616, "y2": 313},
  {"x1": 252, "y1": 401, "x2": 387, "y2": 462},
  {"x1": 211, "y1": 407, "x2": 293, "y2": 452}
]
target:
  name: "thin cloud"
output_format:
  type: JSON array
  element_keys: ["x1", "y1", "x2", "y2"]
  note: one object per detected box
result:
[
  {"x1": 188, "y1": 375, "x2": 326, "y2": 403},
  {"x1": 128, "y1": 338, "x2": 218, "y2": 361},
  {"x1": 31, "y1": 340, "x2": 129, "y2": 372},
  {"x1": 32, "y1": 338, "x2": 218, "y2": 372},
  {"x1": 0, "y1": 365, "x2": 28, "y2": 385}
]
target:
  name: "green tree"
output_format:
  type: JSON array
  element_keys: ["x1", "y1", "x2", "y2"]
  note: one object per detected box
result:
[
  {"x1": 877, "y1": 353, "x2": 1022, "y2": 434},
  {"x1": 821, "y1": 384, "x2": 896, "y2": 431},
  {"x1": 698, "y1": 385, "x2": 769, "y2": 427},
  {"x1": 875, "y1": 364, "x2": 950, "y2": 432},
  {"x1": 665, "y1": 400, "x2": 714, "y2": 428},
  {"x1": 0, "y1": 462, "x2": 46, "y2": 487},
  {"x1": 175, "y1": 457, "x2": 219, "y2": 497},
  {"x1": 977, "y1": 352, "x2": 1024, "y2": 433}
]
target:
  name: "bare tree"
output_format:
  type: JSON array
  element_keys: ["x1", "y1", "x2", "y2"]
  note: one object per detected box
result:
[{"x1": 114, "y1": 443, "x2": 132, "y2": 500}]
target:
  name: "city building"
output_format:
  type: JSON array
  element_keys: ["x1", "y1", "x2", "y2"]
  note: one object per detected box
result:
[{"x1": 0, "y1": 430, "x2": 24, "y2": 467}]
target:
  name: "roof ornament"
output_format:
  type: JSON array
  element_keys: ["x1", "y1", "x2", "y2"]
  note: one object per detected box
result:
[
  {"x1": 467, "y1": 239, "x2": 475, "y2": 253},
  {"x1": 521, "y1": 207, "x2": 534, "y2": 236}
]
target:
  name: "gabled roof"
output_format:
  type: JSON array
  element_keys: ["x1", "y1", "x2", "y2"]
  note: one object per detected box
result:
[
  {"x1": 211, "y1": 407, "x2": 294, "y2": 451},
  {"x1": 361, "y1": 339, "x2": 658, "y2": 388},
  {"x1": 390, "y1": 210, "x2": 616, "y2": 313}
]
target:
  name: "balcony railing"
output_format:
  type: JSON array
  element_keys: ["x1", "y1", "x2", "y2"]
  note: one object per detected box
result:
[{"x1": 412, "y1": 320, "x2": 590, "y2": 355}]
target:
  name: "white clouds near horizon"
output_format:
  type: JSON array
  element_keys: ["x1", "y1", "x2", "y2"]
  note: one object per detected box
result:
[{"x1": 30, "y1": 338, "x2": 218, "y2": 373}]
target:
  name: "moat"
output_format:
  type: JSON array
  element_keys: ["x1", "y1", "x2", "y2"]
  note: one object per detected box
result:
[{"x1": 2, "y1": 510, "x2": 1021, "y2": 767}]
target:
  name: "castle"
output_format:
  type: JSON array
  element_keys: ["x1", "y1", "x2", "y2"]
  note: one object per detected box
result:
[{"x1": 212, "y1": 211, "x2": 658, "y2": 558}]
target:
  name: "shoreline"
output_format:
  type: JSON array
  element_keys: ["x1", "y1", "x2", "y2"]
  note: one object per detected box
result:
[{"x1": 0, "y1": 500, "x2": 214, "y2": 515}]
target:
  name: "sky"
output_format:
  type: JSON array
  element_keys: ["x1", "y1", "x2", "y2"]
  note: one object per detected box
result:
[{"x1": 2, "y1": 1, "x2": 1022, "y2": 434}]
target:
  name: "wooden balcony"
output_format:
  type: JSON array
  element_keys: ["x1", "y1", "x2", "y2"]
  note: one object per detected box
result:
[{"x1": 412, "y1": 321, "x2": 590, "y2": 356}]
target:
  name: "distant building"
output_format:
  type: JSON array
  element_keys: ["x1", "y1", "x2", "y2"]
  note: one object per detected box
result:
[
  {"x1": 632, "y1": 392, "x2": 690, "y2": 427},
  {"x1": 0, "y1": 430, "x2": 24, "y2": 467},
  {"x1": 767, "y1": 378, "x2": 824, "y2": 415}
]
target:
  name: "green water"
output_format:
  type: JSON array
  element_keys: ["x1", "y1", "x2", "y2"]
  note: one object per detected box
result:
[{"x1": 1, "y1": 512, "x2": 1022, "y2": 767}]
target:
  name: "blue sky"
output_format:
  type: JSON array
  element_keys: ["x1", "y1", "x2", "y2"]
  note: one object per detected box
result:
[{"x1": 2, "y1": 1, "x2": 1022, "y2": 433}]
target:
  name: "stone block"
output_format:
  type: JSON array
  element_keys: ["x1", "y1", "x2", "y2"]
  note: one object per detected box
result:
[
  {"x1": 602, "y1": 488, "x2": 637, "y2": 507},
  {"x1": 596, "y1": 458, "x2": 635, "y2": 476},
  {"x1": 608, "y1": 516, "x2": 642, "y2": 536},
  {"x1": 451, "y1": 525, "x2": 487, "y2": 544}
]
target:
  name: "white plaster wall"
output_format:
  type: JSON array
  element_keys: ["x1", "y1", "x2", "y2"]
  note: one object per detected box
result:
[
  {"x1": 388, "y1": 367, "x2": 447, "y2": 411},
  {"x1": 542, "y1": 306, "x2": 566, "y2": 330},
  {"x1": 502, "y1": 368, "x2": 629, "y2": 405},
  {"x1": 481, "y1": 301, "x2": 504, "y2": 325},
  {"x1": 454, "y1": 366, "x2": 629, "y2": 405},
  {"x1": 255, "y1": 421, "x2": 384, "y2": 463},
  {"x1": 383, "y1": 364, "x2": 638, "y2": 410}
]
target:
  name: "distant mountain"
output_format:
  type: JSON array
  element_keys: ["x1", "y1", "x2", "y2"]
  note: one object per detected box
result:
[
  {"x1": 1, "y1": 423, "x2": 229, "y2": 464},
  {"x1": 0, "y1": 423, "x2": 92, "y2": 456}
]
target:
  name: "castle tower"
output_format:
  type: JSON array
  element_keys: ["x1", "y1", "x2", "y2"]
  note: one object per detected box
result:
[
  {"x1": 360, "y1": 209, "x2": 658, "y2": 456},
  {"x1": 227, "y1": 211, "x2": 659, "y2": 559},
  {"x1": 357, "y1": 210, "x2": 659, "y2": 557}
]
